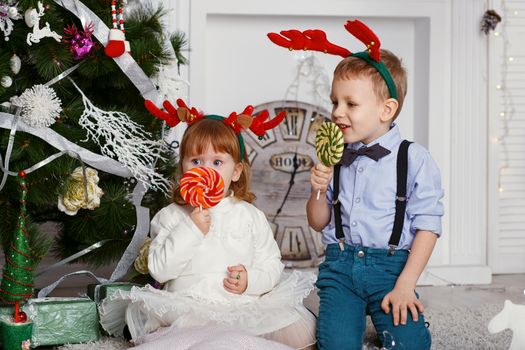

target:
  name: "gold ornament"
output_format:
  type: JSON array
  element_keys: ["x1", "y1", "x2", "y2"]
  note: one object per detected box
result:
[{"x1": 134, "y1": 238, "x2": 152, "y2": 274}]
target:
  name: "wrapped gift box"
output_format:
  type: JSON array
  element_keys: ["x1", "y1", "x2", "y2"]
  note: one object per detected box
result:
[
  {"x1": 87, "y1": 282, "x2": 141, "y2": 304},
  {"x1": 23, "y1": 297, "x2": 99, "y2": 347}
]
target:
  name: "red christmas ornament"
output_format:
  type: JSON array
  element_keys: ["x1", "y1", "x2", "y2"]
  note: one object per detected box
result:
[
  {"x1": 17, "y1": 311, "x2": 27, "y2": 323},
  {"x1": 13, "y1": 303, "x2": 28, "y2": 323}
]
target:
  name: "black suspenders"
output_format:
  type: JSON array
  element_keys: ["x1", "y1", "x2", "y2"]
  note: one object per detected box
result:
[
  {"x1": 389, "y1": 140, "x2": 412, "y2": 253},
  {"x1": 332, "y1": 140, "x2": 412, "y2": 253},
  {"x1": 333, "y1": 165, "x2": 344, "y2": 251}
]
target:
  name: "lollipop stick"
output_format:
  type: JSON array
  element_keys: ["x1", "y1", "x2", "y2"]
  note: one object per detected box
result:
[
  {"x1": 316, "y1": 189, "x2": 320, "y2": 200},
  {"x1": 199, "y1": 205, "x2": 202, "y2": 212}
]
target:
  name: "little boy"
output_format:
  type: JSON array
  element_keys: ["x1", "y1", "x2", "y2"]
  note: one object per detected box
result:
[{"x1": 306, "y1": 41, "x2": 444, "y2": 349}]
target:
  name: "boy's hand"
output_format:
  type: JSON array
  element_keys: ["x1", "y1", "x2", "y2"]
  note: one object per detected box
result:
[
  {"x1": 190, "y1": 207, "x2": 210, "y2": 235},
  {"x1": 310, "y1": 163, "x2": 333, "y2": 194},
  {"x1": 223, "y1": 264, "x2": 247, "y2": 294},
  {"x1": 381, "y1": 285, "x2": 424, "y2": 326}
]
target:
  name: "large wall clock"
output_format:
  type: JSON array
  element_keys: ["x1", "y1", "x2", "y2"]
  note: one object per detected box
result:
[{"x1": 245, "y1": 101, "x2": 330, "y2": 268}]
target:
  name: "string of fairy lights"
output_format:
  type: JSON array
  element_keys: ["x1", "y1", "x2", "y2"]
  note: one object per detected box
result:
[
  {"x1": 493, "y1": 0, "x2": 519, "y2": 194},
  {"x1": 493, "y1": 0, "x2": 525, "y2": 297}
]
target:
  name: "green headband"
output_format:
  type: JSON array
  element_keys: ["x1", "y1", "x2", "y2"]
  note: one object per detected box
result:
[
  {"x1": 351, "y1": 51, "x2": 398, "y2": 100},
  {"x1": 204, "y1": 115, "x2": 246, "y2": 161}
]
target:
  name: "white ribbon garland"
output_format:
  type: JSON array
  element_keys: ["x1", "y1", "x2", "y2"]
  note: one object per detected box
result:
[
  {"x1": 37, "y1": 270, "x2": 108, "y2": 298},
  {"x1": 110, "y1": 180, "x2": 149, "y2": 281},
  {"x1": 35, "y1": 240, "x2": 112, "y2": 277},
  {"x1": 0, "y1": 108, "x2": 20, "y2": 190},
  {"x1": 0, "y1": 112, "x2": 131, "y2": 177}
]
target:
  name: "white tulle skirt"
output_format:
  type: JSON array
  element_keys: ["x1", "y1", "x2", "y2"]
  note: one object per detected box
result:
[{"x1": 99, "y1": 270, "x2": 317, "y2": 350}]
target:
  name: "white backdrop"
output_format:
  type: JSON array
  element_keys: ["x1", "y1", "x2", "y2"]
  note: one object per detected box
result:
[{"x1": 160, "y1": 0, "x2": 493, "y2": 285}]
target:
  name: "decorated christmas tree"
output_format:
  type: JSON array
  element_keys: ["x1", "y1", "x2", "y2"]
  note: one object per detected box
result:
[
  {"x1": 0, "y1": 171, "x2": 33, "y2": 322},
  {"x1": 0, "y1": 0, "x2": 186, "y2": 272}
]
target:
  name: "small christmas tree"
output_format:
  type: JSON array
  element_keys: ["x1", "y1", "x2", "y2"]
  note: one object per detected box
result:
[{"x1": 0, "y1": 171, "x2": 34, "y2": 323}]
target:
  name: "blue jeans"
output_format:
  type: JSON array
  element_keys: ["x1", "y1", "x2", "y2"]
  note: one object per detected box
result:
[{"x1": 316, "y1": 244, "x2": 431, "y2": 350}]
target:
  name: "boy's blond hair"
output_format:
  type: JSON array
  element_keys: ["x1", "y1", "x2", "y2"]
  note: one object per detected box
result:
[{"x1": 333, "y1": 49, "x2": 407, "y2": 119}]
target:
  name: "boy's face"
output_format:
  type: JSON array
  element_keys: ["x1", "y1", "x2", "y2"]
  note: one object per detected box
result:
[
  {"x1": 182, "y1": 145, "x2": 243, "y2": 198},
  {"x1": 330, "y1": 76, "x2": 391, "y2": 145}
]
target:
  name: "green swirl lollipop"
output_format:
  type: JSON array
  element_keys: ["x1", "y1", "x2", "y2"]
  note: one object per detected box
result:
[
  {"x1": 315, "y1": 122, "x2": 344, "y2": 166},
  {"x1": 314, "y1": 122, "x2": 344, "y2": 199}
]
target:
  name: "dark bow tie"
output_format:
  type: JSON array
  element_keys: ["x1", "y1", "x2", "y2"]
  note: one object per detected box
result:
[{"x1": 339, "y1": 143, "x2": 391, "y2": 166}]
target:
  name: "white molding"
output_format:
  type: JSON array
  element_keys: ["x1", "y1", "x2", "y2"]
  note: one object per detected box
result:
[
  {"x1": 487, "y1": 0, "x2": 502, "y2": 273},
  {"x1": 446, "y1": 0, "x2": 490, "y2": 267},
  {"x1": 162, "y1": 0, "x2": 191, "y2": 82}
]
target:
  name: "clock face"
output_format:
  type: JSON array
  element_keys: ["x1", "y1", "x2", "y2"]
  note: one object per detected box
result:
[{"x1": 246, "y1": 101, "x2": 330, "y2": 268}]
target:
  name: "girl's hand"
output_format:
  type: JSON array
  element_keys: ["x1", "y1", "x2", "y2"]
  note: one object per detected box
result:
[
  {"x1": 310, "y1": 163, "x2": 333, "y2": 194},
  {"x1": 381, "y1": 285, "x2": 424, "y2": 326},
  {"x1": 190, "y1": 207, "x2": 210, "y2": 235},
  {"x1": 223, "y1": 264, "x2": 247, "y2": 294}
]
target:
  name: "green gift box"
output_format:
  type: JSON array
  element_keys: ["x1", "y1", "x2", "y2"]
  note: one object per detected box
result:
[
  {"x1": 87, "y1": 282, "x2": 141, "y2": 303},
  {"x1": 23, "y1": 297, "x2": 99, "y2": 347}
]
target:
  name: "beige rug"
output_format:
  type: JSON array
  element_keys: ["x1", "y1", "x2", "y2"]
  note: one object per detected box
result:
[{"x1": 55, "y1": 303, "x2": 512, "y2": 350}]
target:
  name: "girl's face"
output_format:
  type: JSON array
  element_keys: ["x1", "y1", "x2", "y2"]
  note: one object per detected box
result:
[{"x1": 182, "y1": 145, "x2": 243, "y2": 198}]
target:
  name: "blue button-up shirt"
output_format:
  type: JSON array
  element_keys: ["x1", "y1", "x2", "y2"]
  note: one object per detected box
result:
[{"x1": 322, "y1": 124, "x2": 444, "y2": 250}]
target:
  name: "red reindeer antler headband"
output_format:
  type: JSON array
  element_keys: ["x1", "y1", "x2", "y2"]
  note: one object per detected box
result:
[
  {"x1": 267, "y1": 19, "x2": 397, "y2": 100},
  {"x1": 144, "y1": 99, "x2": 286, "y2": 159}
]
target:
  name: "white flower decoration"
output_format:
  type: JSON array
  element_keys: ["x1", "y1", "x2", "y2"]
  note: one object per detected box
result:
[
  {"x1": 11, "y1": 84, "x2": 62, "y2": 128},
  {"x1": 0, "y1": 2, "x2": 21, "y2": 41}
]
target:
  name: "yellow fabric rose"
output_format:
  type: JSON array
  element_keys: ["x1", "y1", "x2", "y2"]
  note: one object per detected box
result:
[
  {"x1": 134, "y1": 238, "x2": 152, "y2": 275},
  {"x1": 58, "y1": 167, "x2": 104, "y2": 216}
]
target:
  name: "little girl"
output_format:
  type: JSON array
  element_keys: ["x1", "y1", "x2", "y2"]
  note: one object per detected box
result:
[{"x1": 99, "y1": 101, "x2": 317, "y2": 350}]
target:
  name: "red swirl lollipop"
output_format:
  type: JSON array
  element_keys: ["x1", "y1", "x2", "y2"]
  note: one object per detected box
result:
[{"x1": 180, "y1": 167, "x2": 225, "y2": 209}]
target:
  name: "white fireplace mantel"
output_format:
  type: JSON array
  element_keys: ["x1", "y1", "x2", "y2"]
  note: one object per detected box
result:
[{"x1": 164, "y1": 0, "x2": 491, "y2": 285}]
